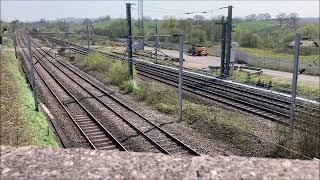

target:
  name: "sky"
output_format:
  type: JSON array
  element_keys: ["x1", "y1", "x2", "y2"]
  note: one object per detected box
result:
[{"x1": 1, "y1": 0, "x2": 319, "y2": 22}]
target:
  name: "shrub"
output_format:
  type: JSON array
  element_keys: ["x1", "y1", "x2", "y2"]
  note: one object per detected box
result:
[
  {"x1": 183, "y1": 102, "x2": 209, "y2": 125},
  {"x1": 153, "y1": 102, "x2": 177, "y2": 114},
  {"x1": 296, "y1": 103, "x2": 320, "y2": 158},
  {"x1": 133, "y1": 82, "x2": 153, "y2": 101},
  {"x1": 120, "y1": 80, "x2": 140, "y2": 93},
  {"x1": 81, "y1": 52, "x2": 111, "y2": 72},
  {"x1": 81, "y1": 52, "x2": 137, "y2": 87},
  {"x1": 133, "y1": 82, "x2": 177, "y2": 114},
  {"x1": 108, "y1": 61, "x2": 130, "y2": 85}
]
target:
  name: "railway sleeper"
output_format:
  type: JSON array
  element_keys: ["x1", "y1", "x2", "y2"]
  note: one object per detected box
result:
[
  {"x1": 159, "y1": 142, "x2": 177, "y2": 148},
  {"x1": 91, "y1": 138, "x2": 111, "y2": 143},
  {"x1": 77, "y1": 121, "x2": 94, "y2": 125},
  {"x1": 86, "y1": 131, "x2": 105, "y2": 136},
  {"x1": 83, "y1": 127, "x2": 102, "y2": 132},
  {"x1": 89, "y1": 134, "x2": 108, "y2": 139},
  {"x1": 82, "y1": 125, "x2": 100, "y2": 129},
  {"x1": 97, "y1": 146, "x2": 118, "y2": 151},
  {"x1": 95, "y1": 141, "x2": 115, "y2": 148},
  {"x1": 167, "y1": 147, "x2": 184, "y2": 153},
  {"x1": 74, "y1": 116, "x2": 91, "y2": 120},
  {"x1": 74, "y1": 114, "x2": 87, "y2": 118},
  {"x1": 174, "y1": 151, "x2": 191, "y2": 156},
  {"x1": 156, "y1": 139, "x2": 169, "y2": 143},
  {"x1": 81, "y1": 124, "x2": 98, "y2": 129}
]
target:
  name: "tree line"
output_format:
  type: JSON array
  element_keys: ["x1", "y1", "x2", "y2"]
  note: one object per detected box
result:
[{"x1": 16, "y1": 11, "x2": 319, "y2": 49}]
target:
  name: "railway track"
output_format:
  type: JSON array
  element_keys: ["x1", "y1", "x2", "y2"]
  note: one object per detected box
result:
[
  {"x1": 39, "y1": 34, "x2": 320, "y2": 129},
  {"x1": 19, "y1": 32, "x2": 200, "y2": 156},
  {"x1": 18, "y1": 32, "x2": 127, "y2": 151}
]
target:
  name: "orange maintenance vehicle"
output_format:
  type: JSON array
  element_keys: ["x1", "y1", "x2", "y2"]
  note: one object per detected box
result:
[{"x1": 187, "y1": 45, "x2": 208, "y2": 56}]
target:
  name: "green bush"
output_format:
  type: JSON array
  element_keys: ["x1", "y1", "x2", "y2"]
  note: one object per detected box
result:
[
  {"x1": 133, "y1": 82, "x2": 177, "y2": 114},
  {"x1": 81, "y1": 52, "x2": 111, "y2": 72},
  {"x1": 133, "y1": 82, "x2": 153, "y2": 101},
  {"x1": 153, "y1": 102, "x2": 177, "y2": 114},
  {"x1": 109, "y1": 61, "x2": 130, "y2": 85},
  {"x1": 120, "y1": 80, "x2": 140, "y2": 93},
  {"x1": 81, "y1": 52, "x2": 137, "y2": 87},
  {"x1": 183, "y1": 102, "x2": 209, "y2": 125}
]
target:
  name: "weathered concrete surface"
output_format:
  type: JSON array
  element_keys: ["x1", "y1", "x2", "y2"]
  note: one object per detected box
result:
[{"x1": 1, "y1": 146, "x2": 319, "y2": 180}]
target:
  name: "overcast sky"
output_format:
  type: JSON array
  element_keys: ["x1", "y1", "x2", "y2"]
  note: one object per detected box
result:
[{"x1": 1, "y1": 1, "x2": 319, "y2": 22}]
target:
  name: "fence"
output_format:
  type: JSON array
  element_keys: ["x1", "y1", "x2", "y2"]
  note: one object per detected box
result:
[{"x1": 235, "y1": 51, "x2": 320, "y2": 76}]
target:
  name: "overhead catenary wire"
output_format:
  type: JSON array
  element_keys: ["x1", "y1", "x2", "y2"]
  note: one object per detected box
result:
[{"x1": 132, "y1": 6, "x2": 225, "y2": 17}]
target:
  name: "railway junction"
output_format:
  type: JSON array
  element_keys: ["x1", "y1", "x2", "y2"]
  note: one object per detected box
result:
[{"x1": 1, "y1": 1, "x2": 319, "y2": 179}]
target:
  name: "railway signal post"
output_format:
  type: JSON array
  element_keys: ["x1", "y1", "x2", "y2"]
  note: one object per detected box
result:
[
  {"x1": 219, "y1": 16, "x2": 226, "y2": 76},
  {"x1": 289, "y1": 33, "x2": 301, "y2": 137},
  {"x1": 177, "y1": 33, "x2": 184, "y2": 122},
  {"x1": 86, "y1": 21, "x2": 90, "y2": 50},
  {"x1": 27, "y1": 32, "x2": 38, "y2": 111},
  {"x1": 154, "y1": 24, "x2": 159, "y2": 64},
  {"x1": 225, "y1": 6, "x2": 233, "y2": 77},
  {"x1": 126, "y1": 3, "x2": 133, "y2": 80}
]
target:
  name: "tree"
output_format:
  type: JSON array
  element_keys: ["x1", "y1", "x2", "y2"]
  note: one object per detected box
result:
[
  {"x1": 96, "y1": 15, "x2": 111, "y2": 23},
  {"x1": 187, "y1": 29, "x2": 207, "y2": 45},
  {"x1": 264, "y1": 13, "x2": 272, "y2": 20},
  {"x1": 82, "y1": 18, "x2": 92, "y2": 25},
  {"x1": 276, "y1": 12, "x2": 286, "y2": 26},
  {"x1": 193, "y1": 15, "x2": 205, "y2": 24},
  {"x1": 245, "y1": 14, "x2": 257, "y2": 21},
  {"x1": 236, "y1": 30, "x2": 261, "y2": 48},
  {"x1": 288, "y1": 12, "x2": 299, "y2": 29},
  {"x1": 160, "y1": 16, "x2": 179, "y2": 42}
]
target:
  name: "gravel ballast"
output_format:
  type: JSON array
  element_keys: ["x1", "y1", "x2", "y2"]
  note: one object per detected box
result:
[{"x1": 1, "y1": 146, "x2": 319, "y2": 180}]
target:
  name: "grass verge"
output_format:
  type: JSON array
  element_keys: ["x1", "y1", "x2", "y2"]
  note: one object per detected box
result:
[
  {"x1": 230, "y1": 70, "x2": 320, "y2": 99},
  {"x1": 238, "y1": 47, "x2": 319, "y2": 63},
  {"x1": 81, "y1": 52, "x2": 137, "y2": 88},
  {"x1": 0, "y1": 49, "x2": 58, "y2": 147}
]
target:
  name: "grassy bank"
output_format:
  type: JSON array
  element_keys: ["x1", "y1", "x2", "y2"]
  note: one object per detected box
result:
[
  {"x1": 230, "y1": 70, "x2": 320, "y2": 99},
  {"x1": 0, "y1": 49, "x2": 58, "y2": 147},
  {"x1": 238, "y1": 47, "x2": 319, "y2": 63}
]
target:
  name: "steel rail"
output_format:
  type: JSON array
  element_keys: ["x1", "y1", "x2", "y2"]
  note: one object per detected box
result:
[
  {"x1": 19, "y1": 32, "x2": 127, "y2": 151},
  {"x1": 16, "y1": 34, "x2": 66, "y2": 148},
  {"x1": 135, "y1": 63, "x2": 320, "y2": 120},
  {"x1": 41, "y1": 35, "x2": 319, "y2": 129},
  {"x1": 135, "y1": 61, "x2": 320, "y2": 112},
  {"x1": 44, "y1": 35, "x2": 319, "y2": 109},
  {"x1": 30, "y1": 34, "x2": 200, "y2": 156},
  {"x1": 135, "y1": 65, "x2": 319, "y2": 128},
  {"x1": 31, "y1": 39, "x2": 172, "y2": 155}
]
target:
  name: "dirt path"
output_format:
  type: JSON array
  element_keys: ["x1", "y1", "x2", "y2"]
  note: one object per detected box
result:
[{"x1": 144, "y1": 47, "x2": 221, "y2": 69}]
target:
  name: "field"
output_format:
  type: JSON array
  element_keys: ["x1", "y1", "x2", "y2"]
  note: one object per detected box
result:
[
  {"x1": 238, "y1": 47, "x2": 319, "y2": 63},
  {"x1": 235, "y1": 21, "x2": 278, "y2": 32}
]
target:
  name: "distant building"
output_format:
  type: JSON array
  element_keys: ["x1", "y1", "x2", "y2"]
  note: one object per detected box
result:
[{"x1": 288, "y1": 37, "x2": 319, "y2": 48}]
